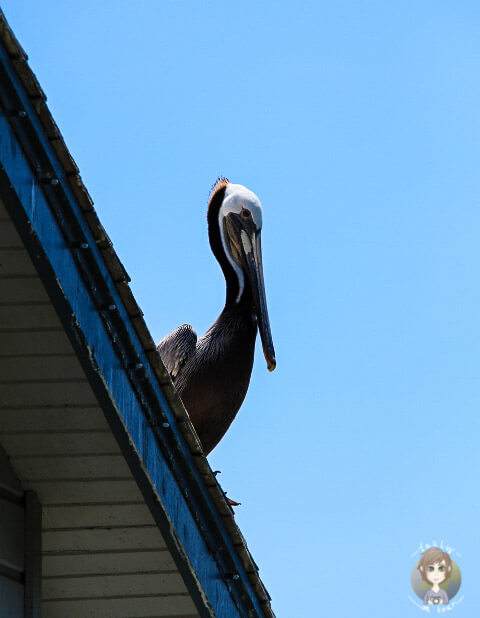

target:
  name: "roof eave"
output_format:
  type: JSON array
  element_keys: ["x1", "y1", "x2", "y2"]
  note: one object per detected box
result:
[{"x1": 0, "y1": 9, "x2": 273, "y2": 618}]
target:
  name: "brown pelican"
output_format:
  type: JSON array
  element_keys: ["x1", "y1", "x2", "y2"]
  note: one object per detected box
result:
[{"x1": 158, "y1": 178, "x2": 276, "y2": 455}]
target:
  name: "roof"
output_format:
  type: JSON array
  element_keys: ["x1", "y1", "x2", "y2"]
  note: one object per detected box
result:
[{"x1": 0, "y1": 8, "x2": 274, "y2": 617}]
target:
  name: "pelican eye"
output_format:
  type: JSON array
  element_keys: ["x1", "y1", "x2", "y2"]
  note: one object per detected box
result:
[{"x1": 241, "y1": 208, "x2": 251, "y2": 219}]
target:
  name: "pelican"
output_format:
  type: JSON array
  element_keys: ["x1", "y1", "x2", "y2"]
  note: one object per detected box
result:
[{"x1": 158, "y1": 178, "x2": 276, "y2": 455}]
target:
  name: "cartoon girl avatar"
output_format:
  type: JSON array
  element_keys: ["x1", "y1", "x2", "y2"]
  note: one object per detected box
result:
[{"x1": 417, "y1": 547, "x2": 452, "y2": 605}]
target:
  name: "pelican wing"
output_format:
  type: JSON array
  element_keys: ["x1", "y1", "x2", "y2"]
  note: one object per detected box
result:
[{"x1": 157, "y1": 324, "x2": 197, "y2": 381}]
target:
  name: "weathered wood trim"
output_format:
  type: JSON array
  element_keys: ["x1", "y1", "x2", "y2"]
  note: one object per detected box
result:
[
  {"x1": 24, "y1": 490, "x2": 41, "y2": 618},
  {"x1": 0, "y1": 442, "x2": 23, "y2": 499}
]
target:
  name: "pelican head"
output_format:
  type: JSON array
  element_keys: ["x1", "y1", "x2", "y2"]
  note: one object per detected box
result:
[{"x1": 208, "y1": 178, "x2": 276, "y2": 372}]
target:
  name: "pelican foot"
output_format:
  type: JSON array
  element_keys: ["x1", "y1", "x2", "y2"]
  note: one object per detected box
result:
[{"x1": 226, "y1": 496, "x2": 241, "y2": 507}]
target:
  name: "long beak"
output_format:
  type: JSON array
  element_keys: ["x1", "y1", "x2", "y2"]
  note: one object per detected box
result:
[{"x1": 242, "y1": 231, "x2": 276, "y2": 372}]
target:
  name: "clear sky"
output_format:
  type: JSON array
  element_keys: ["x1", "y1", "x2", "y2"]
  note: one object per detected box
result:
[{"x1": 2, "y1": 2, "x2": 479, "y2": 616}]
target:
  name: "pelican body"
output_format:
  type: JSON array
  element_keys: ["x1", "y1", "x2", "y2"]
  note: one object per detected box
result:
[{"x1": 158, "y1": 179, "x2": 275, "y2": 454}]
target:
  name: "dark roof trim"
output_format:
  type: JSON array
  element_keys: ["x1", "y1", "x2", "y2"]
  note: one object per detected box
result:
[{"x1": 0, "y1": 10, "x2": 273, "y2": 618}]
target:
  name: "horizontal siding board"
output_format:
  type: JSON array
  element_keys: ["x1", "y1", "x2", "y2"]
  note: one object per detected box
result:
[
  {"x1": 0, "y1": 304, "x2": 61, "y2": 329},
  {"x1": 0, "y1": 407, "x2": 108, "y2": 432},
  {"x1": 0, "y1": 431, "x2": 120, "y2": 456},
  {"x1": 0, "y1": 380, "x2": 97, "y2": 407},
  {"x1": 42, "y1": 572, "x2": 187, "y2": 599},
  {"x1": 0, "y1": 219, "x2": 23, "y2": 247},
  {"x1": 41, "y1": 595, "x2": 198, "y2": 618},
  {"x1": 0, "y1": 248, "x2": 37, "y2": 275},
  {"x1": 0, "y1": 355, "x2": 85, "y2": 381},
  {"x1": 0, "y1": 330, "x2": 74, "y2": 356},
  {"x1": 43, "y1": 550, "x2": 177, "y2": 577},
  {"x1": 0, "y1": 499, "x2": 24, "y2": 572},
  {"x1": 0, "y1": 276, "x2": 50, "y2": 302},
  {"x1": 15, "y1": 455, "x2": 130, "y2": 482},
  {"x1": 43, "y1": 526, "x2": 166, "y2": 553},
  {"x1": 43, "y1": 503, "x2": 153, "y2": 529},
  {"x1": 22, "y1": 479, "x2": 143, "y2": 504}
]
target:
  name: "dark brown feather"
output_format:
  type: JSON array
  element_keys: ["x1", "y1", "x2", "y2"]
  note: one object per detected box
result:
[
  {"x1": 157, "y1": 324, "x2": 197, "y2": 380},
  {"x1": 172, "y1": 304, "x2": 257, "y2": 454}
]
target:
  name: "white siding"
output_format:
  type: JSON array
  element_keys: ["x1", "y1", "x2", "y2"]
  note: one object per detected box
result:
[{"x1": 0, "y1": 206, "x2": 200, "y2": 617}]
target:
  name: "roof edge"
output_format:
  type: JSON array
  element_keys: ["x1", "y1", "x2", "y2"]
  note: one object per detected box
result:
[{"x1": 0, "y1": 8, "x2": 274, "y2": 617}]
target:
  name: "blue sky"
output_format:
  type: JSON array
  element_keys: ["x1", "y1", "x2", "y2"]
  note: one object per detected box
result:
[{"x1": 2, "y1": 2, "x2": 479, "y2": 616}]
